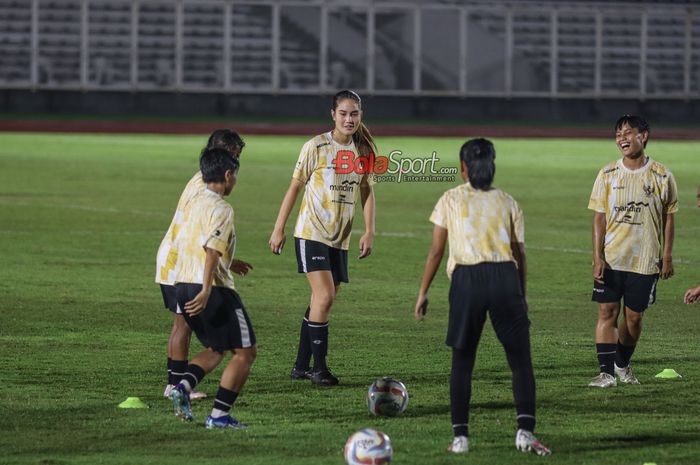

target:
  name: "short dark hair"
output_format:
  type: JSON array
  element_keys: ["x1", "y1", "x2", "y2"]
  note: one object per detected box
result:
[
  {"x1": 459, "y1": 138, "x2": 496, "y2": 190},
  {"x1": 200, "y1": 147, "x2": 240, "y2": 183},
  {"x1": 207, "y1": 129, "x2": 245, "y2": 156},
  {"x1": 615, "y1": 115, "x2": 650, "y2": 148}
]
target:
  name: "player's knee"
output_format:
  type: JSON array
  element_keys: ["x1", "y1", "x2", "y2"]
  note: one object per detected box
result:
[
  {"x1": 625, "y1": 309, "x2": 643, "y2": 327},
  {"x1": 597, "y1": 304, "x2": 619, "y2": 322},
  {"x1": 315, "y1": 290, "x2": 336, "y2": 311},
  {"x1": 234, "y1": 346, "x2": 257, "y2": 365}
]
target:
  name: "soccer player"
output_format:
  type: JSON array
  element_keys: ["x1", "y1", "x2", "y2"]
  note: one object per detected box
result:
[
  {"x1": 683, "y1": 185, "x2": 700, "y2": 304},
  {"x1": 169, "y1": 148, "x2": 257, "y2": 429},
  {"x1": 588, "y1": 115, "x2": 678, "y2": 388},
  {"x1": 414, "y1": 138, "x2": 550, "y2": 456},
  {"x1": 155, "y1": 129, "x2": 246, "y2": 400},
  {"x1": 268, "y1": 90, "x2": 376, "y2": 386}
]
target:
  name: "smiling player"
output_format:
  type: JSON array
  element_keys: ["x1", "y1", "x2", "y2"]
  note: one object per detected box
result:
[{"x1": 588, "y1": 115, "x2": 678, "y2": 388}]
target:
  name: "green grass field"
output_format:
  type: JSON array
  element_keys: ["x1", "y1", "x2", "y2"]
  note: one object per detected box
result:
[{"x1": 1, "y1": 132, "x2": 699, "y2": 465}]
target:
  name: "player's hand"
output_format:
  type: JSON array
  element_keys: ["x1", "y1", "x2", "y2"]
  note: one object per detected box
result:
[
  {"x1": 358, "y1": 231, "x2": 374, "y2": 259},
  {"x1": 414, "y1": 293, "x2": 428, "y2": 321},
  {"x1": 660, "y1": 256, "x2": 674, "y2": 280},
  {"x1": 592, "y1": 259, "x2": 606, "y2": 283},
  {"x1": 269, "y1": 229, "x2": 286, "y2": 255},
  {"x1": 683, "y1": 285, "x2": 700, "y2": 304},
  {"x1": 184, "y1": 289, "x2": 211, "y2": 316},
  {"x1": 230, "y1": 259, "x2": 253, "y2": 276}
]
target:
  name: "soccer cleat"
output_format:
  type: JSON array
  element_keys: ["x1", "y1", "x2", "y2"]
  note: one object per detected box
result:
[
  {"x1": 205, "y1": 415, "x2": 248, "y2": 430},
  {"x1": 447, "y1": 435, "x2": 469, "y2": 454},
  {"x1": 614, "y1": 363, "x2": 640, "y2": 385},
  {"x1": 163, "y1": 384, "x2": 174, "y2": 398},
  {"x1": 170, "y1": 383, "x2": 193, "y2": 421},
  {"x1": 189, "y1": 390, "x2": 208, "y2": 400},
  {"x1": 588, "y1": 372, "x2": 617, "y2": 388},
  {"x1": 290, "y1": 366, "x2": 313, "y2": 380},
  {"x1": 310, "y1": 369, "x2": 339, "y2": 386},
  {"x1": 515, "y1": 429, "x2": 551, "y2": 456}
]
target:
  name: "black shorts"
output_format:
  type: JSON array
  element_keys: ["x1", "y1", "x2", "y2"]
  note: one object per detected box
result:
[
  {"x1": 447, "y1": 262, "x2": 530, "y2": 350},
  {"x1": 294, "y1": 237, "x2": 349, "y2": 284},
  {"x1": 592, "y1": 268, "x2": 658, "y2": 313},
  {"x1": 175, "y1": 283, "x2": 256, "y2": 353},
  {"x1": 160, "y1": 284, "x2": 179, "y2": 314}
]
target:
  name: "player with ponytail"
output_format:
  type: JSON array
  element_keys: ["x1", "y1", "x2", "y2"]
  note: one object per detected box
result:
[{"x1": 269, "y1": 90, "x2": 377, "y2": 386}]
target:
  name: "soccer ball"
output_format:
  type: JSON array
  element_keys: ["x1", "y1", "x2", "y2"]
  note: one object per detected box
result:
[
  {"x1": 367, "y1": 377, "x2": 409, "y2": 417},
  {"x1": 344, "y1": 428, "x2": 393, "y2": 465}
]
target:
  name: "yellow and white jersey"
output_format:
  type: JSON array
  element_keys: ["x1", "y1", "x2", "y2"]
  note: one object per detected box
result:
[
  {"x1": 292, "y1": 132, "x2": 374, "y2": 250},
  {"x1": 174, "y1": 188, "x2": 236, "y2": 290},
  {"x1": 430, "y1": 183, "x2": 524, "y2": 280},
  {"x1": 155, "y1": 171, "x2": 205, "y2": 285},
  {"x1": 588, "y1": 157, "x2": 678, "y2": 275}
]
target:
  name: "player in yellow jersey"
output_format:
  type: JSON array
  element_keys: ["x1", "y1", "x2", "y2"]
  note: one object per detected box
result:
[
  {"x1": 269, "y1": 90, "x2": 376, "y2": 386},
  {"x1": 683, "y1": 185, "x2": 700, "y2": 304},
  {"x1": 169, "y1": 148, "x2": 257, "y2": 429},
  {"x1": 155, "y1": 130, "x2": 246, "y2": 400},
  {"x1": 414, "y1": 138, "x2": 550, "y2": 456},
  {"x1": 588, "y1": 115, "x2": 678, "y2": 388}
]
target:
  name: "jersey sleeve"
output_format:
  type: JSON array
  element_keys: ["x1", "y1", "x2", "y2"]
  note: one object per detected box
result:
[
  {"x1": 588, "y1": 169, "x2": 607, "y2": 213},
  {"x1": 292, "y1": 140, "x2": 317, "y2": 184},
  {"x1": 429, "y1": 193, "x2": 448, "y2": 229},
  {"x1": 203, "y1": 204, "x2": 234, "y2": 255},
  {"x1": 664, "y1": 171, "x2": 679, "y2": 214},
  {"x1": 511, "y1": 200, "x2": 525, "y2": 243}
]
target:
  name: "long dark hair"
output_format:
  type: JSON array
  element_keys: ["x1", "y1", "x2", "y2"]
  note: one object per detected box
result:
[
  {"x1": 459, "y1": 138, "x2": 496, "y2": 190},
  {"x1": 332, "y1": 90, "x2": 377, "y2": 158}
]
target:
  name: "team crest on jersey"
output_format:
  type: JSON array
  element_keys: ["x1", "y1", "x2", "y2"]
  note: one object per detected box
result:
[{"x1": 643, "y1": 184, "x2": 654, "y2": 197}]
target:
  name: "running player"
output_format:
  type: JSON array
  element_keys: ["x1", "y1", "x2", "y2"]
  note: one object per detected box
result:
[
  {"x1": 268, "y1": 90, "x2": 376, "y2": 386},
  {"x1": 414, "y1": 138, "x2": 550, "y2": 456},
  {"x1": 588, "y1": 115, "x2": 678, "y2": 387},
  {"x1": 156, "y1": 129, "x2": 246, "y2": 399},
  {"x1": 169, "y1": 148, "x2": 256, "y2": 429}
]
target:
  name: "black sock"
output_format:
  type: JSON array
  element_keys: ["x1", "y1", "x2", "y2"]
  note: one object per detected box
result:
[
  {"x1": 167, "y1": 357, "x2": 173, "y2": 385},
  {"x1": 451, "y1": 348, "x2": 476, "y2": 437},
  {"x1": 294, "y1": 307, "x2": 312, "y2": 370},
  {"x1": 171, "y1": 360, "x2": 188, "y2": 385},
  {"x1": 212, "y1": 385, "x2": 239, "y2": 415},
  {"x1": 615, "y1": 340, "x2": 636, "y2": 368},
  {"x1": 182, "y1": 363, "x2": 206, "y2": 391},
  {"x1": 308, "y1": 320, "x2": 329, "y2": 371},
  {"x1": 596, "y1": 343, "x2": 616, "y2": 376},
  {"x1": 504, "y1": 329, "x2": 536, "y2": 432}
]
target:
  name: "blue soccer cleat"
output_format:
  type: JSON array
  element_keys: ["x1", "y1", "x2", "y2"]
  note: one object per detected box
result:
[
  {"x1": 170, "y1": 383, "x2": 193, "y2": 421},
  {"x1": 205, "y1": 415, "x2": 248, "y2": 430}
]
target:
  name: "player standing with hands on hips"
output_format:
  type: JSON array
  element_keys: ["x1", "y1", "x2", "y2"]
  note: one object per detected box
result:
[
  {"x1": 269, "y1": 90, "x2": 376, "y2": 386},
  {"x1": 588, "y1": 115, "x2": 678, "y2": 388},
  {"x1": 414, "y1": 138, "x2": 551, "y2": 456}
]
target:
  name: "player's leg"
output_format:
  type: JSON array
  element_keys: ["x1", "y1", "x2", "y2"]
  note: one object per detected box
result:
[
  {"x1": 206, "y1": 346, "x2": 257, "y2": 429},
  {"x1": 489, "y1": 263, "x2": 551, "y2": 455},
  {"x1": 306, "y1": 269, "x2": 338, "y2": 385},
  {"x1": 590, "y1": 269, "x2": 623, "y2": 387},
  {"x1": 171, "y1": 348, "x2": 224, "y2": 421},
  {"x1": 446, "y1": 265, "x2": 488, "y2": 454},
  {"x1": 614, "y1": 272, "x2": 656, "y2": 384}
]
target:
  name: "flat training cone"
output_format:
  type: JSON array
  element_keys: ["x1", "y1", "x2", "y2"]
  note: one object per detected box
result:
[
  {"x1": 643, "y1": 463, "x2": 657, "y2": 465},
  {"x1": 655, "y1": 368, "x2": 682, "y2": 379},
  {"x1": 118, "y1": 397, "x2": 149, "y2": 408}
]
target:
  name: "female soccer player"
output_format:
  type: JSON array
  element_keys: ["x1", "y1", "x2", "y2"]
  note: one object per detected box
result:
[
  {"x1": 414, "y1": 138, "x2": 550, "y2": 455},
  {"x1": 269, "y1": 90, "x2": 376, "y2": 386}
]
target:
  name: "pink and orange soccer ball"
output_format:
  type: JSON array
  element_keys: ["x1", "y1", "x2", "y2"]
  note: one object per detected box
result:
[{"x1": 344, "y1": 428, "x2": 393, "y2": 465}]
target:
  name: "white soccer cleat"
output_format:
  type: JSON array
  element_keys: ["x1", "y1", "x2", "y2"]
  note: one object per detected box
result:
[
  {"x1": 447, "y1": 435, "x2": 469, "y2": 454},
  {"x1": 189, "y1": 390, "x2": 208, "y2": 400},
  {"x1": 515, "y1": 429, "x2": 551, "y2": 456},
  {"x1": 588, "y1": 372, "x2": 617, "y2": 388},
  {"x1": 614, "y1": 363, "x2": 640, "y2": 385}
]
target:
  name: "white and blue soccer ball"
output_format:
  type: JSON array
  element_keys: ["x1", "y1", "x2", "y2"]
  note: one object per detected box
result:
[
  {"x1": 344, "y1": 428, "x2": 393, "y2": 465},
  {"x1": 367, "y1": 377, "x2": 409, "y2": 417}
]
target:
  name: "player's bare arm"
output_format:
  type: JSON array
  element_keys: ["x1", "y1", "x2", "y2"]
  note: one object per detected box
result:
[
  {"x1": 185, "y1": 247, "x2": 220, "y2": 316},
  {"x1": 269, "y1": 178, "x2": 304, "y2": 254},
  {"x1": 592, "y1": 211, "x2": 606, "y2": 282},
  {"x1": 414, "y1": 225, "x2": 447, "y2": 321},
  {"x1": 661, "y1": 212, "x2": 675, "y2": 280},
  {"x1": 230, "y1": 259, "x2": 253, "y2": 276},
  {"x1": 358, "y1": 184, "x2": 375, "y2": 259}
]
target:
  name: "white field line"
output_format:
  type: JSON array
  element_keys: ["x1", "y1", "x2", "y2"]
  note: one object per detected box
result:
[{"x1": 0, "y1": 199, "x2": 169, "y2": 217}]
